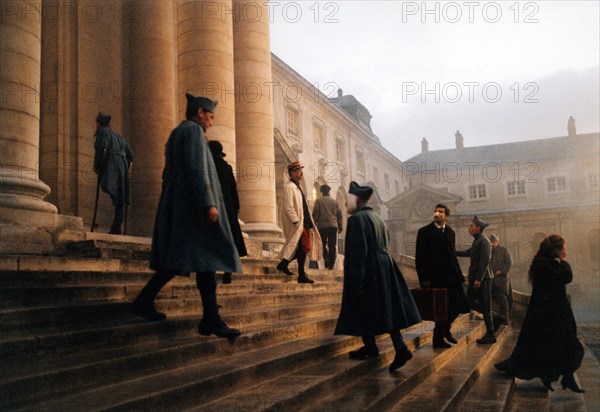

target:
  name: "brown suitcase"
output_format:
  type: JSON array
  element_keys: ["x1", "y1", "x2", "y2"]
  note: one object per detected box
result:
[{"x1": 410, "y1": 288, "x2": 448, "y2": 321}]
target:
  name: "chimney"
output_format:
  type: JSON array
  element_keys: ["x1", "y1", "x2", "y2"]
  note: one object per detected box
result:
[
  {"x1": 337, "y1": 88, "x2": 343, "y2": 99},
  {"x1": 421, "y1": 137, "x2": 429, "y2": 152},
  {"x1": 455, "y1": 130, "x2": 464, "y2": 150},
  {"x1": 567, "y1": 116, "x2": 576, "y2": 138}
]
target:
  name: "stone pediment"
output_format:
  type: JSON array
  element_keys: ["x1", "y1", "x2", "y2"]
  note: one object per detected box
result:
[{"x1": 386, "y1": 184, "x2": 462, "y2": 220}]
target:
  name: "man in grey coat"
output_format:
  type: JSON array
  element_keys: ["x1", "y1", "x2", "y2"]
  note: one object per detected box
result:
[
  {"x1": 131, "y1": 93, "x2": 242, "y2": 339},
  {"x1": 457, "y1": 216, "x2": 496, "y2": 344},
  {"x1": 93, "y1": 112, "x2": 133, "y2": 234},
  {"x1": 312, "y1": 184, "x2": 342, "y2": 269},
  {"x1": 490, "y1": 234, "x2": 513, "y2": 324},
  {"x1": 335, "y1": 182, "x2": 421, "y2": 372}
]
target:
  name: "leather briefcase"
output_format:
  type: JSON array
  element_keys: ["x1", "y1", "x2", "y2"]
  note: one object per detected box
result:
[{"x1": 410, "y1": 288, "x2": 448, "y2": 321}]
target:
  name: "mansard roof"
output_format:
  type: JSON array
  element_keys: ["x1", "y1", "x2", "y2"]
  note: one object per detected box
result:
[{"x1": 405, "y1": 133, "x2": 599, "y2": 166}]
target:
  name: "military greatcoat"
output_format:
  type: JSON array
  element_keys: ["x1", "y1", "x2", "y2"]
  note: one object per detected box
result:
[
  {"x1": 93, "y1": 126, "x2": 133, "y2": 205},
  {"x1": 149, "y1": 120, "x2": 242, "y2": 274},
  {"x1": 335, "y1": 206, "x2": 421, "y2": 336}
]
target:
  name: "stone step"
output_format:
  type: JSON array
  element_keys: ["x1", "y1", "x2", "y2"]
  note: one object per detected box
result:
[
  {"x1": 387, "y1": 325, "x2": 511, "y2": 412},
  {"x1": 0, "y1": 279, "x2": 343, "y2": 309},
  {"x1": 0, "y1": 298, "x2": 342, "y2": 359},
  {"x1": 64, "y1": 239, "x2": 151, "y2": 260},
  {"x1": 459, "y1": 325, "x2": 517, "y2": 411},
  {"x1": 191, "y1": 320, "x2": 438, "y2": 412},
  {"x1": 11, "y1": 321, "x2": 361, "y2": 411},
  {"x1": 293, "y1": 316, "x2": 480, "y2": 412},
  {"x1": 0, "y1": 289, "x2": 343, "y2": 332},
  {"x1": 1, "y1": 315, "x2": 342, "y2": 410},
  {"x1": 0, "y1": 268, "x2": 342, "y2": 288}
]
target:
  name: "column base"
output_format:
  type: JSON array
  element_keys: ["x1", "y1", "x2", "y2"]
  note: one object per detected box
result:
[
  {"x1": 0, "y1": 206, "x2": 85, "y2": 255},
  {"x1": 241, "y1": 222, "x2": 284, "y2": 260}
]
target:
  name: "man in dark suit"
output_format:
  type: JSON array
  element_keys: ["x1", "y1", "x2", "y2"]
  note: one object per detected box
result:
[{"x1": 415, "y1": 203, "x2": 470, "y2": 348}]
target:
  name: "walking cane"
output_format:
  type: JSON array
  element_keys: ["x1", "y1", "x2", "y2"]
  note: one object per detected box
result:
[
  {"x1": 123, "y1": 160, "x2": 132, "y2": 235},
  {"x1": 91, "y1": 171, "x2": 101, "y2": 232}
]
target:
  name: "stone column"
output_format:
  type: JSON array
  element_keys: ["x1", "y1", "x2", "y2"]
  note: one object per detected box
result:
[
  {"x1": 177, "y1": 0, "x2": 236, "y2": 164},
  {"x1": 124, "y1": 0, "x2": 177, "y2": 236},
  {"x1": 0, "y1": 0, "x2": 57, "y2": 215},
  {"x1": 232, "y1": 0, "x2": 281, "y2": 247}
]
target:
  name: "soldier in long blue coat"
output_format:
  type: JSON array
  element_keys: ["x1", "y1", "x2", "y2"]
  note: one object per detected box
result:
[
  {"x1": 131, "y1": 93, "x2": 242, "y2": 339},
  {"x1": 335, "y1": 182, "x2": 422, "y2": 372},
  {"x1": 93, "y1": 112, "x2": 133, "y2": 234}
]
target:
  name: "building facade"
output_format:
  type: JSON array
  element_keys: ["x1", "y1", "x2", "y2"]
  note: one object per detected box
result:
[{"x1": 387, "y1": 131, "x2": 600, "y2": 321}]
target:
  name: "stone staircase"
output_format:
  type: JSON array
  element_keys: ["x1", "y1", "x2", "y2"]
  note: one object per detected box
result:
[{"x1": 0, "y1": 236, "x2": 598, "y2": 411}]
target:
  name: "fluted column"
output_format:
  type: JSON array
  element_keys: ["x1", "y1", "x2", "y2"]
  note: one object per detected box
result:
[
  {"x1": 74, "y1": 0, "x2": 124, "y2": 229},
  {"x1": 125, "y1": 0, "x2": 177, "y2": 236},
  {"x1": 0, "y1": 0, "x2": 56, "y2": 214},
  {"x1": 233, "y1": 0, "x2": 281, "y2": 242},
  {"x1": 177, "y1": 0, "x2": 236, "y2": 163}
]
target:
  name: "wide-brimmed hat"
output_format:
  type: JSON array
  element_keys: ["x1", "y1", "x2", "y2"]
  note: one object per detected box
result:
[{"x1": 287, "y1": 161, "x2": 304, "y2": 173}]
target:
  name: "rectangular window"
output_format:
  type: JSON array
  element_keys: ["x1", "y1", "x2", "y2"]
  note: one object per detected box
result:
[
  {"x1": 384, "y1": 173, "x2": 390, "y2": 191},
  {"x1": 286, "y1": 108, "x2": 298, "y2": 137},
  {"x1": 468, "y1": 184, "x2": 487, "y2": 199},
  {"x1": 313, "y1": 124, "x2": 324, "y2": 151},
  {"x1": 356, "y1": 149, "x2": 365, "y2": 175},
  {"x1": 507, "y1": 181, "x2": 526, "y2": 196},
  {"x1": 589, "y1": 174, "x2": 599, "y2": 191},
  {"x1": 335, "y1": 139, "x2": 345, "y2": 162},
  {"x1": 373, "y1": 167, "x2": 379, "y2": 185},
  {"x1": 547, "y1": 176, "x2": 566, "y2": 193},
  {"x1": 395, "y1": 180, "x2": 400, "y2": 194}
]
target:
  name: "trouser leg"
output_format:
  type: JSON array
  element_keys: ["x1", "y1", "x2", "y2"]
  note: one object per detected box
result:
[
  {"x1": 433, "y1": 320, "x2": 448, "y2": 339},
  {"x1": 196, "y1": 271, "x2": 220, "y2": 323},
  {"x1": 479, "y1": 279, "x2": 494, "y2": 335},
  {"x1": 134, "y1": 270, "x2": 175, "y2": 305},
  {"x1": 295, "y1": 243, "x2": 307, "y2": 276},
  {"x1": 111, "y1": 203, "x2": 125, "y2": 234},
  {"x1": 389, "y1": 330, "x2": 406, "y2": 352},
  {"x1": 361, "y1": 335, "x2": 377, "y2": 350},
  {"x1": 326, "y1": 228, "x2": 337, "y2": 267},
  {"x1": 318, "y1": 228, "x2": 329, "y2": 267}
]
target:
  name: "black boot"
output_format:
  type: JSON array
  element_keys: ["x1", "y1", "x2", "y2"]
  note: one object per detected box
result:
[
  {"x1": 561, "y1": 374, "x2": 585, "y2": 393},
  {"x1": 298, "y1": 273, "x2": 315, "y2": 284},
  {"x1": 389, "y1": 345, "x2": 413, "y2": 372},
  {"x1": 130, "y1": 271, "x2": 172, "y2": 321},
  {"x1": 276, "y1": 260, "x2": 293, "y2": 276},
  {"x1": 222, "y1": 273, "x2": 232, "y2": 284},
  {"x1": 131, "y1": 299, "x2": 166, "y2": 321}
]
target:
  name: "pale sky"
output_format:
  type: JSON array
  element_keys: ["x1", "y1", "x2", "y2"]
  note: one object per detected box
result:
[{"x1": 269, "y1": 0, "x2": 600, "y2": 160}]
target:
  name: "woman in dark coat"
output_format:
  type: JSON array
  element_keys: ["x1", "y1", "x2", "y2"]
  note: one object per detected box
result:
[
  {"x1": 495, "y1": 234, "x2": 584, "y2": 393},
  {"x1": 208, "y1": 140, "x2": 248, "y2": 283},
  {"x1": 335, "y1": 182, "x2": 422, "y2": 372}
]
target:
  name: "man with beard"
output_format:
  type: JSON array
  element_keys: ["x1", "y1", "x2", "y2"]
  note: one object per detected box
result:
[
  {"x1": 415, "y1": 204, "x2": 470, "y2": 348},
  {"x1": 335, "y1": 182, "x2": 421, "y2": 372}
]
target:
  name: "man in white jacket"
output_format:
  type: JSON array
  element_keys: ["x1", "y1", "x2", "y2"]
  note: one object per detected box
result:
[{"x1": 276, "y1": 161, "x2": 321, "y2": 284}]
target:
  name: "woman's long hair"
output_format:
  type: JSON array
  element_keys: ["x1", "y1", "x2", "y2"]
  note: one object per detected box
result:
[{"x1": 528, "y1": 234, "x2": 566, "y2": 283}]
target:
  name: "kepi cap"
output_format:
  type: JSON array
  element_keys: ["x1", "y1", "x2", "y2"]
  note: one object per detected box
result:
[
  {"x1": 185, "y1": 93, "x2": 218, "y2": 114},
  {"x1": 472, "y1": 215, "x2": 489, "y2": 230},
  {"x1": 96, "y1": 112, "x2": 111, "y2": 126}
]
